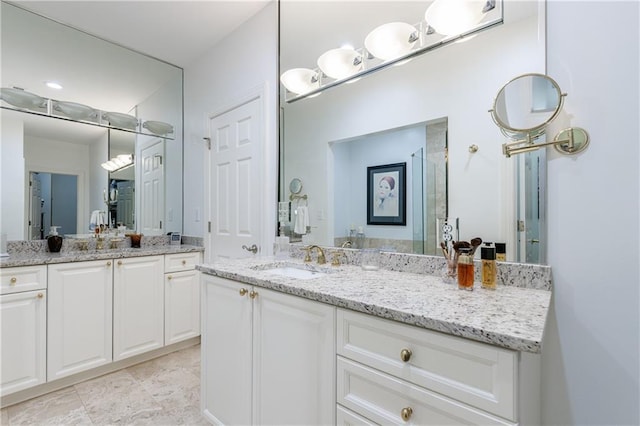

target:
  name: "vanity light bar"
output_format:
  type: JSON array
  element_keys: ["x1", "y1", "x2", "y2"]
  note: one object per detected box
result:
[{"x1": 281, "y1": 0, "x2": 502, "y2": 103}]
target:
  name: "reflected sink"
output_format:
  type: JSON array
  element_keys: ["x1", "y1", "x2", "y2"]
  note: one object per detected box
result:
[{"x1": 252, "y1": 262, "x2": 333, "y2": 280}]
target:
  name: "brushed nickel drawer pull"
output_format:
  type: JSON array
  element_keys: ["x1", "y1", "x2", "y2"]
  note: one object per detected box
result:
[{"x1": 106, "y1": 261, "x2": 112, "y2": 267}]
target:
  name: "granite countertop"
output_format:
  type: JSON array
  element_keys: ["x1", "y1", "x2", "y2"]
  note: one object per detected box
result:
[
  {"x1": 198, "y1": 257, "x2": 551, "y2": 354},
  {"x1": 0, "y1": 245, "x2": 204, "y2": 268}
]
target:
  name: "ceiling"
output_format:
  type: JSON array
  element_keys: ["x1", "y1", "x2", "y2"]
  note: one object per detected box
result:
[{"x1": 8, "y1": 1, "x2": 272, "y2": 68}]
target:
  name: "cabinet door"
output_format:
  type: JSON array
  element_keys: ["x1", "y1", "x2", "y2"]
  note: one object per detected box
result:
[
  {"x1": 254, "y1": 288, "x2": 336, "y2": 426},
  {"x1": 113, "y1": 256, "x2": 164, "y2": 361},
  {"x1": 164, "y1": 269, "x2": 200, "y2": 345},
  {"x1": 201, "y1": 275, "x2": 252, "y2": 426},
  {"x1": 48, "y1": 260, "x2": 113, "y2": 381},
  {"x1": 0, "y1": 290, "x2": 47, "y2": 395}
]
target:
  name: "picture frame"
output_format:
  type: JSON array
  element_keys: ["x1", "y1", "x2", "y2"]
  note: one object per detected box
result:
[{"x1": 367, "y1": 162, "x2": 406, "y2": 226}]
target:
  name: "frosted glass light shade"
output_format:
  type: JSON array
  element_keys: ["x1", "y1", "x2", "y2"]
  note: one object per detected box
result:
[
  {"x1": 280, "y1": 68, "x2": 319, "y2": 95},
  {"x1": 317, "y1": 48, "x2": 362, "y2": 80},
  {"x1": 425, "y1": 0, "x2": 485, "y2": 36},
  {"x1": 0, "y1": 87, "x2": 46, "y2": 109},
  {"x1": 364, "y1": 22, "x2": 418, "y2": 61}
]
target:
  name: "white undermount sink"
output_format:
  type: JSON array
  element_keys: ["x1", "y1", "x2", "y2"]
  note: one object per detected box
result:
[{"x1": 253, "y1": 262, "x2": 333, "y2": 280}]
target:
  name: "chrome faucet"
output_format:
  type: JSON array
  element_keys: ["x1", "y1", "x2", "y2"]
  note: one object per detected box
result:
[
  {"x1": 305, "y1": 245, "x2": 326, "y2": 265},
  {"x1": 341, "y1": 240, "x2": 353, "y2": 248}
]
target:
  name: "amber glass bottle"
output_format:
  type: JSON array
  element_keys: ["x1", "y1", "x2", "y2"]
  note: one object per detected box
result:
[{"x1": 457, "y1": 248, "x2": 474, "y2": 290}]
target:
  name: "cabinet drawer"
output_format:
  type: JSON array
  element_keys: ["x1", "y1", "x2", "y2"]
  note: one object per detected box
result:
[
  {"x1": 338, "y1": 357, "x2": 514, "y2": 426},
  {"x1": 164, "y1": 252, "x2": 201, "y2": 273},
  {"x1": 0, "y1": 265, "x2": 47, "y2": 295},
  {"x1": 337, "y1": 309, "x2": 517, "y2": 421},
  {"x1": 337, "y1": 405, "x2": 377, "y2": 426}
]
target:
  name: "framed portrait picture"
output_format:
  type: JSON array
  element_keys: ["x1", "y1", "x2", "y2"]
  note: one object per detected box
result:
[{"x1": 367, "y1": 162, "x2": 406, "y2": 226}]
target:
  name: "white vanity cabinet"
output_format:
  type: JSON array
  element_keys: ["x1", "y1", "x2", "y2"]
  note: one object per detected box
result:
[
  {"x1": 47, "y1": 260, "x2": 113, "y2": 381},
  {"x1": 164, "y1": 252, "x2": 201, "y2": 345},
  {"x1": 113, "y1": 255, "x2": 164, "y2": 361},
  {"x1": 336, "y1": 309, "x2": 534, "y2": 425},
  {"x1": 0, "y1": 266, "x2": 47, "y2": 395},
  {"x1": 201, "y1": 275, "x2": 335, "y2": 426}
]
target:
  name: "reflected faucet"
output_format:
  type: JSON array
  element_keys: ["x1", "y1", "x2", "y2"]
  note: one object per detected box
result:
[
  {"x1": 306, "y1": 245, "x2": 326, "y2": 265},
  {"x1": 341, "y1": 241, "x2": 353, "y2": 248}
]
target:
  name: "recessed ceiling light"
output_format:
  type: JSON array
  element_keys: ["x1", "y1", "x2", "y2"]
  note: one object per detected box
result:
[{"x1": 45, "y1": 81, "x2": 63, "y2": 90}]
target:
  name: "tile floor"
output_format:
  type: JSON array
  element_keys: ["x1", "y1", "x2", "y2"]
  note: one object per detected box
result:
[{"x1": 1, "y1": 344, "x2": 207, "y2": 425}]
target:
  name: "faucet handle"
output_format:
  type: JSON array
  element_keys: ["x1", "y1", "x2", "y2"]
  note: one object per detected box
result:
[
  {"x1": 331, "y1": 251, "x2": 343, "y2": 266},
  {"x1": 301, "y1": 247, "x2": 312, "y2": 262}
]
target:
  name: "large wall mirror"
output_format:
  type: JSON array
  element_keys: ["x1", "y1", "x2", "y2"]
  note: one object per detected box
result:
[
  {"x1": 279, "y1": 0, "x2": 546, "y2": 264},
  {"x1": 0, "y1": 2, "x2": 183, "y2": 240}
]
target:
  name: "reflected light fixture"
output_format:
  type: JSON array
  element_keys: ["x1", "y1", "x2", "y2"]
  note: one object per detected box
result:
[
  {"x1": 425, "y1": 0, "x2": 486, "y2": 36},
  {"x1": 317, "y1": 47, "x2": 363, "y2": 80},
  {"x1": 101, "y1": 154, "x2": 134, "y2": 172},
  {"x1": 280, "y1": 68, "x2": 319, "y2": 95},
  {"x1": 281, "y1": 0, "x2": 500, "y2": 102},
  {"x1": 364, "y1": 22, "x2": 418, "y2": 61}
]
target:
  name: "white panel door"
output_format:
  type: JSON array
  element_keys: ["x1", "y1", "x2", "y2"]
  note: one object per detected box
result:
[
  {"x1": 113, "y1": 255, "x2": 164, "y2": 361},
  {"x1": 48, "y1": 260, "x2": 113, "y2": 381},
  {"x1": 164, "y1": 269, "x2": 200, "y2": 345},
  {"x1": 254, "y1": 288, "x2": 336, "y2": 426},
  {"x1": 207, "y1": 97, "x2": 262, "y2": 261},
  {"x1": 201, "y1": 275, "x2": 252, "y2": 425},
  {"x1": 0, "y1": 290, "x2": 47, "y2": 395},
  {"x1": 140, "y1": 139, "x2": 164, "y2": 235}
]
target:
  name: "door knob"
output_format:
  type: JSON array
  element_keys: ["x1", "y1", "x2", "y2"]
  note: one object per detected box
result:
[
  {"x1": 242, "y1": 244, "x2": 258, "y2": 254},
  {"x1": 10, "y1": 277, "x2": 17, "y2": 285},
  {"x1": 249, "y1": 290, "x2": 258, "y2": 299},
  {"x1": 239, "y1": 288, "x2": 248, "y2": 296}
]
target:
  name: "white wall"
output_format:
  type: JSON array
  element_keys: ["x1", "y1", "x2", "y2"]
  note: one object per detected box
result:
[
  {"x1": 0, "y1": 114, "x2": 25, "y2": 240},
  {"x1": 24, "y1": 136, "x2": 91, "y2": 233},
  {"x1": 282, "y1": 11, "x2": 544, "y2": 247},
  {"x1": 332, "y1": 125, "x2": 426, "y2": 242},
  {"x1": 542, "y1": 1, "x2": 639, "y2": 424},
  {"x1": 183, "y1": 2, "x2": 278, "y2": 238}
]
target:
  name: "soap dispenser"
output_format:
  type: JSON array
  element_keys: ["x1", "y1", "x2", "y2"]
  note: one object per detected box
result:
[{"x1": 47, "y1": 226, "x2": 63, "y2": 253}]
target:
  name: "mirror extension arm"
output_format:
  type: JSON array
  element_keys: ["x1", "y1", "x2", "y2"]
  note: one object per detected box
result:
[{"x1": 502, "y1": 127, "x2": 590, "y2": 157}]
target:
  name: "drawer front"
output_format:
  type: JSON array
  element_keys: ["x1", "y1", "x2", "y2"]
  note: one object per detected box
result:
[
  {"x1": 0, "y1": 265, "x2": 47, "y2": 295},
  {"x1": 337, "y1": 309, "x2": 517, "y2": 421},
  {"x1": 337, "y1": 357, "x2": 514, "y2": 426},
  {"x1": 164, "y1": 252, "x2": 201, "y2": 273},
  {"x1": 337, "y1": 405, "x2": 377, "y2": 426}
]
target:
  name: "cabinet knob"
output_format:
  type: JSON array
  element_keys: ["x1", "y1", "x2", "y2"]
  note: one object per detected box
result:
[
  {"x1": 117, "y1": 260, "x2": 123, "y2": 266},
  {"x1": 239, "y1": 288, "x2": 248, "y2": 296},
  {"x1": 37, "y1": 292, "x2": 44, "y2": 299},
  {"x1": 10, "y1": 277, "x2": 17, "y2": 285},
  {"x1": 400, "y1": 407, "x2": 413, "y2": 421},
  {"x1": 182, "y1": 260, "x2": 186, "y2": 265},
  {"x1": 167, "y1": 275, "x2": 173, "y2": 280},
  {"x1": 106, "y1": 261, "x2": 112, "y2": 267},
  {"x1": 400, "y1": 348, "x2": 412, "y2": 363},
  {"x1": 249, "y1": 290, "x2": 258, "y2": 299}
]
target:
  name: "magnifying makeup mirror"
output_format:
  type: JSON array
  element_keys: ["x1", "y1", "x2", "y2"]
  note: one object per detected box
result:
[{"x1": 489, "y1": 73, "x2": 589, "y2": 157}]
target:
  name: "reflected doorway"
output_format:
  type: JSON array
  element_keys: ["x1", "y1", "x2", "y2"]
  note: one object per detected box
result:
[{"x1": 28, "y1": 172, "x2": 78, "y2": 239}]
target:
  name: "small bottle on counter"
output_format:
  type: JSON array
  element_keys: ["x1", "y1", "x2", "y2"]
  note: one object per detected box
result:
[
  {"x1": 495, "y1": 243, "x2": 506, "y2": 261},
  {"x1": 457, "y1": 247, "x2": 474, "y2": 291},
  {"x1": 481, "y1": 245, "x2": 497, "y2": 290},
  {"x1": 355, "y1": 226, "x2": 365, "y2": 249}
]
